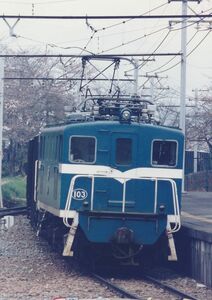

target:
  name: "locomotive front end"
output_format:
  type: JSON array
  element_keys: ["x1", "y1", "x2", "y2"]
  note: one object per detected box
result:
[{"x1": 61, "y1": 119, "x2": 184, "y2": 264}]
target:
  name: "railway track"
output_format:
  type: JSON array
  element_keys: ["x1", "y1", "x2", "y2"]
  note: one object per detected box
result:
[
  {"x1": 92, "y1": 273, "x2": 143, "y2": 299},
  {"x1": 92, "y1": 272, "x2": 200, "y2": 300},
  {"x1": 0, "y1": 214, "x2": 208, "y2": 299},
  {"x1": 143, "y1": 274, "x2": 200, "y2": 300},
  {"x1": 0, "y1": 206, "x2": 27, "y2": 218}
]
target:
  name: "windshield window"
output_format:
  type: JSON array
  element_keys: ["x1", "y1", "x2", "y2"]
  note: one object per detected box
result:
[
  {"x1": 152, "y1": 140, "x2": 177, "y2": 166},
  {"x1": 70, "y1": 136, "x2": 96, "y2": 163}
]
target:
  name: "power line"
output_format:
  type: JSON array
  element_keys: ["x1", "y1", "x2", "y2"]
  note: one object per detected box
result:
[
  {"x1": 0, "y1": 14, "x2": 212, "y2": 20},
  {"x1": 138, "y1": 29, "x2": 171, "y2": 70},
  {"x1": 87, "y1": 2, "x2": 169, "y2": 33},
  {"x1": 155, "y1": 30, "x2": 211, "y2": 75},
  {"x1": 1, "y1": 2, "x2": 168, "y2": 52},
  {"x1": 3, "y1": 77, "x2": 134, "y2": 82},
  {"x1": 170, "y1": 8, "x2": 212, "y2": 32},
  {"x1": 105, "y1": 7, "x2": 212, "y2": 64},
  {"x1": 186, "y1": 30, "x2": 211, "y2": 57},
  {"x1": 29, "y1": 6, "x2": 212, "y2": 49},
  {"x1": 33, "y1": 0, "x2": 76, "y2": 4},
  {"x1": 146, "y1": 29, "x2": 199, "y2": 74},
  {"x1": 0, "y1": 53, "x2": 182, "y2": 58},
  {"x1": 13, "y1": 3, "x2": 169, "y2": 67},
  {"x1": 98, "y1": 26, "x2": 169, "y2": 54},
  {"x1": 139, "y1": 8, "x2": 212, "y2": 71},
  {"x1": 0, "y1": 0, "x2": 75, "y2": 4}
]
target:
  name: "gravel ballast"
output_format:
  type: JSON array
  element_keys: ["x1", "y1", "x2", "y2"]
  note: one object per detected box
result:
[
  {"x1": 1, "y1": 216, "x2": 212, "y2": 300},
  {"x1": 0, "y1": 216, "x2": 117, "y2": 299}
]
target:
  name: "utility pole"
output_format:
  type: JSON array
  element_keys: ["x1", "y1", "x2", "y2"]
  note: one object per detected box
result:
[
  {"x1": 150, "y1": 77, "x2": 155, "y2": 101},
  {"x1": 193, "y1": 88, "x2": 198, "y2": 173},
  {"x1": 133, "y1": 59, "x2": 139, "y2": 95},
  {"x1": 169, "y1": 0, "x2": 201, "y2": 131},
  {"x1": 191, "y1": 88, "x2": 209, "y2": 173},
  {"x1": 180, "y1": 0, "x2": 188, "y2": 191},
  {"x1": 180, "y1": 0, "x2": 188, "y2": 134},
  {"x1": 0, "y1": 58, "x2": 4, "y2": 208},
  {"x1": 141, "y1": 74, "x2": 169, "y2": 101},
  {"x1": 169, "y1": 0, "x2": 201, "y2": 192}
]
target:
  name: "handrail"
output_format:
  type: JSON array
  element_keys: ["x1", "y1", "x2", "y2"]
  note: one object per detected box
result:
[
  {"x1": 122, "y1": 179, "x2": 127, "y2": 213},
  {"x1": 34, "y1": 160, "x2": 39, "y2": 202},
  {"x1": 63, "y1": 174, "x2": 181, "y2": 232},
  {"x1": 159, "y1": 178, "x2": 181, "y2": 233}
]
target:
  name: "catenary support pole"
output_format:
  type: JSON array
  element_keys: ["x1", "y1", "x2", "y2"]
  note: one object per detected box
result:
[
  {"x1": 193, "y1": 88, "x2": 198, "y2": 173},
  {"x1": 180, "y1": 0, "x2": 188, "y2": 192},
  {"x1": 0, "y1": 58, "x2": 4, "y2": 208},
  {"x1": 180, "y1": 0, "x2": 187, "y2": 134},
  {"x1": 133, "y1": 59, "x2": 139, "y2": 95}
]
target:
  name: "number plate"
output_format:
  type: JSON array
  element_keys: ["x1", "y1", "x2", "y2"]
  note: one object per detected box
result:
[{"x1": 72, "y1": 188, "x2": 88, "y2": 201}]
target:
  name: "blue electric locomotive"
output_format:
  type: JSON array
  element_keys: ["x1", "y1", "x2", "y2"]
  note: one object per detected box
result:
[{"x1": 27, "y1": 96, "x2": 184, "y2": 265}]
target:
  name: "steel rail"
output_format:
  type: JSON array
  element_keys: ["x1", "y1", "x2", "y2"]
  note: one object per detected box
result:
[
  {"x1": 92, "y1": 273, "x2": 144, "y2": 300},
  {"x1": 143, "y1": 274, "x2": 200, "y2": 300},
  {"x1": 0, "y1": 206, "x2": 27, "y2": 218}
]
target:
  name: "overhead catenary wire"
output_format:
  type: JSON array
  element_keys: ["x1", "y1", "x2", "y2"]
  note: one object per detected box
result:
[
  {"x1": 125, "y1": 23, "x2": 198, "y2": 73},
  {"x1": 9, "y1": 6, "x2": 212, "y2": 53},
  {"x1": 3, "y1": 3, "x2": 211, "y2": 70},
  {"x1": 0, "y1": 53, "x2": 181, "y2": 58},
  {"x1": 138, "y1": 29, "x2": 171, "y2": 70},
  {"x1": 47, "y1": 1, "x2": 169, "y2": 54},
  {"x1": 146, "y1": 29, "x2": 200, "y2": 74},
  {"x1": 98, "y1": 25, "x2": 169, "y2": 54},
  {"x1": 2, "y1": 2, "x2": 169, "y2": 83},
  {"x1": 154, "y1": 30, "x2": 211, "y2": 75},
  {"x1": 0, "y1": 0, "x2": 75, "y2": 4},
  {"x1": 60, "y1": 31, "x2": 97, "y2": 76},
  {"x1": 1, "y1": 14, "x2": 212, "y2": 19},
  {"x1": 122, "y1": 7, "x2": 212, "y2": 74},
  {"x1": 170, "y1": 8, "x2": 212, "y2": 32},
  {"x1": 186, "y1": 29, "x2": 211, "y2": 58},
  {"x1": 3, "y1": 1, "x2": 169, "y2": 53},
  {"x1": 138, "y1": 77, "x2": 151, "y2": 91},
  {"x1": 102, "y1": 4, "x2": 211, "y2": 64},
  {"x1": 87, "y1": 2, "x2": 169, "y2": 33},
  {"x1": 98, "y1": 7, "x2": 212, "y2": 56},
  {"x1": 2, "y1": 3, "x2": 210, "y2": 99},
  {"x1": 48, "y1": 25, "x2": 170, "y2": 48},
  {"x1": 3, "y1": 77, "x2": 134, "y2": 82},
  {"x1": 80, "y1": 60, "x2": 118, "y2": 90},
  {"x1": 6, "y1": 52, "x2": 178, "y2": 88}
]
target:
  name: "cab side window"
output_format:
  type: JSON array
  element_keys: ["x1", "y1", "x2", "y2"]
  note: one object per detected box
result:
[
  {"x1": 116, "y1": 138, "x2": 132, "y2": 165},
  {"x1": 70, "y1": 136, "x2": 96, "y2": 163},
  {"x1": 152, "y1": 140, "x2": 177, "y2": 167}
]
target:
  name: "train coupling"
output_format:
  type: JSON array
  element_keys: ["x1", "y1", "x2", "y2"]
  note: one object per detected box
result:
[{"x1": 114, "y1": 227, "x2": 134, "y2": 244}]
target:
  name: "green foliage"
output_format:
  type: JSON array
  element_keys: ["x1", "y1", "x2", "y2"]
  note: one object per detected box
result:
[
  {"x1": 2, "y1": 142, "x2": 28, "y2": 177},
  {"x1": 2, "y1": 176, "x2": 26, "y2": 207}
]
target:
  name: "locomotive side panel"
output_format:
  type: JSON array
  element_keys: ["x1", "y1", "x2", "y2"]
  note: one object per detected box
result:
[
  {"x1": 36, "y1": 131, "x2": 63, "y2": 214},
  {"x1": 27, "y1": 136, "x2": 39, "y2": 224}
]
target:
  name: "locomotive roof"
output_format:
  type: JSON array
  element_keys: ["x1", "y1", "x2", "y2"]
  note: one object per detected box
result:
[
  {"x1": 41, "y1": 120, "x2": 183, "y2": 138},
  {"x1": 41, "y1": 95, "x2": 183, "y2": 138}
]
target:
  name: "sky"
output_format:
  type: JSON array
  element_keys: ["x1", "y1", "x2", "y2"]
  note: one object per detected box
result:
[{"x1": 0, "y1": 0, "x2": 212, "y2": 102}]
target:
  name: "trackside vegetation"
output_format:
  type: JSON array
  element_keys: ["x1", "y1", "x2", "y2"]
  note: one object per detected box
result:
[{"x1": 2, "y1": 176, "x2": 26, "y2": 207}]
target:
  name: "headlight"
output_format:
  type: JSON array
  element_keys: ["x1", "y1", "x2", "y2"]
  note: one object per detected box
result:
[{"x1": 120, "y1": 108, "x2": 131, "y2": 123}]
